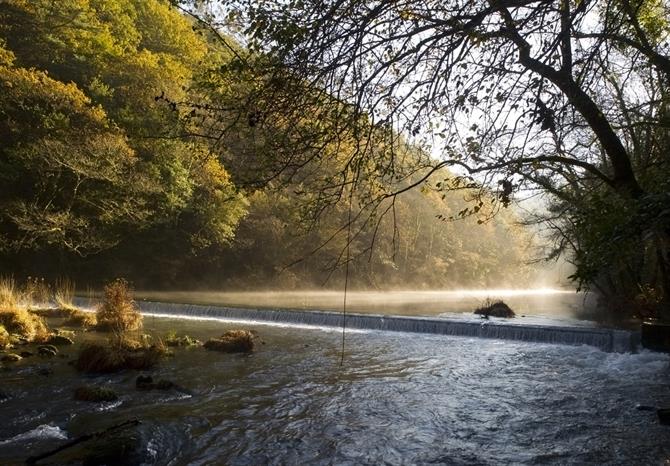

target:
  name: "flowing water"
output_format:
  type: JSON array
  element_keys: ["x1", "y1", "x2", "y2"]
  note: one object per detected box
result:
[{"x1": 1, "y1": 312, "x2": 669, "y2": 465}]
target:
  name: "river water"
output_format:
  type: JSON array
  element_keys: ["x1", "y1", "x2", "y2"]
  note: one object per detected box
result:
[{"x1": 1, "y1": 312, "x2": 669, "y2": 465}]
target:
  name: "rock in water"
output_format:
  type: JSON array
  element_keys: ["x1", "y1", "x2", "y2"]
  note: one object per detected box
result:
[
  {"x1": 641, "y1": 321, "x2": 670, "y2": 352},
  {"x1": 658, "y1": 408, "x2": 670, "y2": 425},
  {"x1": 1, "y1": 353, "x2": 21, "y2": 362},
  {"x1": 74, "y1": 385, "x2": 118, "y2": 402},
  {"x1": 48, "y1": 335, "x2": 74, "y2": 345},
  {"x1": 474, "y1": 301, "x2": 516, "y2": 318},
  {"x1": 204, "y1": 330, "x2": 255, "y2": 353}
]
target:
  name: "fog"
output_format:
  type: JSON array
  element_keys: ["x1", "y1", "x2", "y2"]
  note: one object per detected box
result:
[{"x1": 133, "y1": 288, "x2": 595, "y2": 320}]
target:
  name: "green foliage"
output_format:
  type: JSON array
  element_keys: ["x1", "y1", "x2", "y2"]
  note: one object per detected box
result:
[
  {"x1": 0, "y1": 0, "x2": 539, "y2": 292},
  {"x1": 0, "y1": 0, "x2": 246, "y2": 257}
]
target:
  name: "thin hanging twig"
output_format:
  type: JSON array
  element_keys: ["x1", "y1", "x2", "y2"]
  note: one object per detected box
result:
[{"x1": 340, "y1": 187, "x2": 354, "y2": 367}]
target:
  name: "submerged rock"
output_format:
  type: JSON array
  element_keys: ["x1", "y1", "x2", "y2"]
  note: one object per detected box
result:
[
  {"x1": 81, "y1": 428, "x2": 146, "y2": 465},
  {"x1": 136, "y1": 375, "x2": 154, "y2": 390},
  {"x1": 74, "y1": 385, "x2": 119, "y2": 402},
  {"x1": 20, "y1": 350, "x2": 34, "y2": 358},
  {"x1": 474, "y1": 301, "x2": 516, "y2": 318},
  {"x1": 135, "y1": 375, "x2": 176, "y2": 391},
  {"x1": 204, "y1": 330, "x2": 255, "y2": 353},
  {"x1": 658, "y1": 408, "x2": 670, "y2": 425}
]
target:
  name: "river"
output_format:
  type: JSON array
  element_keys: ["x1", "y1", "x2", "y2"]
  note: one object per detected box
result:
[{"x1": 0, "y1": 291, "x2": 669, "y2": 464}]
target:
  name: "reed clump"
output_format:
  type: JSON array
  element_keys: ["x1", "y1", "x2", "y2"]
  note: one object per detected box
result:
[
  {"x1": 96, "y1": 279, "x2": 142, "y2": 332},
  {"x1": 204, "y1": 330, "x2": 255, "y2": 353}
]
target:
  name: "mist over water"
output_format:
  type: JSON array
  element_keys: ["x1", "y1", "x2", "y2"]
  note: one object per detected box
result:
[{"x1": 134, "y1": 288, "x2": 595, "y2": 323}]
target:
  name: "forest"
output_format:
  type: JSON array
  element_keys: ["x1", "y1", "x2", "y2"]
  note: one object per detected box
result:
[
  {"x1": 0, "y1": 2, "x2": 669, "y2": 464},
  {"x1": 0, "y1": 0, "x2": 539, "y2": 291}
]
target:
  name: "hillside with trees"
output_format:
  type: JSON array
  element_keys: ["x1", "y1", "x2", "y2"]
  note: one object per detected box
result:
[
  {"x1": 187, "y1": 0, "x2": 670, "y2": 318},
  {"x1": 0, "y1": 0, "x2": 539, "y2": 291}
]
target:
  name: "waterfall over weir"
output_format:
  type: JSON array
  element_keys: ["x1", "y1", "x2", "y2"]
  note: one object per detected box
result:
[{"x1": 126, "y1": 300, "x2": 639, "y2": 353}]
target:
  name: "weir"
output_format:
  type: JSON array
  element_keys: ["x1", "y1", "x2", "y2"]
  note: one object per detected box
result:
[{"x1": 76, "y1": 299, "x2": 640, "y2": 353}]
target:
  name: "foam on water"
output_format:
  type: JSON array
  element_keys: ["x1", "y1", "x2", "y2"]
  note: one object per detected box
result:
[
  {"x1": 94, "y1": 299, "x2": 640, "y2": 352},
  {"x1": 0, "y1": 424, "x2": 67, "y2": 445}
]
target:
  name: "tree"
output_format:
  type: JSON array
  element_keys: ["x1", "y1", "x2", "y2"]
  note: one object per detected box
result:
[
  {"x1": 0, "y1": 0, "x2": 247, "y2": 259},
  {"x1": 183, "y1": 0, "x2": 670, "y2": 317}
]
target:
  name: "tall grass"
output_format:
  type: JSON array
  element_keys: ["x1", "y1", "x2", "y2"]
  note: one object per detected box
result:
[
  {"x1": 22, "y1": 277, "x2": 51, "y2": 307},
  {"x1": 0, "y1": 324, "x2": 10, "y2": 349},
  {"x1": 0, "y1": 276, "x2": 18, "y2": 308},
  {"x1": 54, "y1": 277, "x2": 75, "y2": 310}
]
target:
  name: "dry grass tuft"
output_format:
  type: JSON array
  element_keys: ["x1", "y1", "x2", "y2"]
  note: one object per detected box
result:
[
  {"x1": 74, "y1": 338, "x2": 168, "y2": 373},
  {"x1": 96, "y1": 279, "x2": 142, "y2": 333},
  {"x1": 0, "y1": 324, "x2": 10, "y2": 349},
  {"x1": 74, "y1": 342, "x2": 126, "y2": 373},
  {"x1": 0, "y1": 276, "x2": 18, "y2": 308},
  {"x1": 64, "y1": 309, "x2": 97, "y2": 328},
  {"x1": 22, "y1": 277, "x2": 51, "y2": 307},
  {"x1": 54, "y1": 277, "x2": 75, "y2": 310},
  {"x1": 0, "y1": 307, "x2": 50, "y2": 342},
  {"x1": 204, "y1": 330, "x2": 255, "y2": 353}
]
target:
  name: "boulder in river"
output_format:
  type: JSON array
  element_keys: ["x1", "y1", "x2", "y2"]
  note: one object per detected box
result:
[
  {"x1": 38, "y1": 345, "x2": 58, "y2": 357},
  {"x1": 204, "y1": 330, "x2": 255, "y2": 353},
  {"x1": 474, "y1": 300, "x2": 516, "y2": 318},
  {"x1": 658, "y1": 408, "x2": 670, "y2": 426}
]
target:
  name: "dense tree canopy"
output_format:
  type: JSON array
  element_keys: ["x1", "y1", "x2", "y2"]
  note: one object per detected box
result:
[
  {"x1": 0, "y1": 0, "x2": 541, "y2": 293},
  {"x1": 0, "y1": 0, "x2": 246, "y2": 256},
  {"x1": 183, "y1": 0, "x2": 670, "y2": 317}
]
